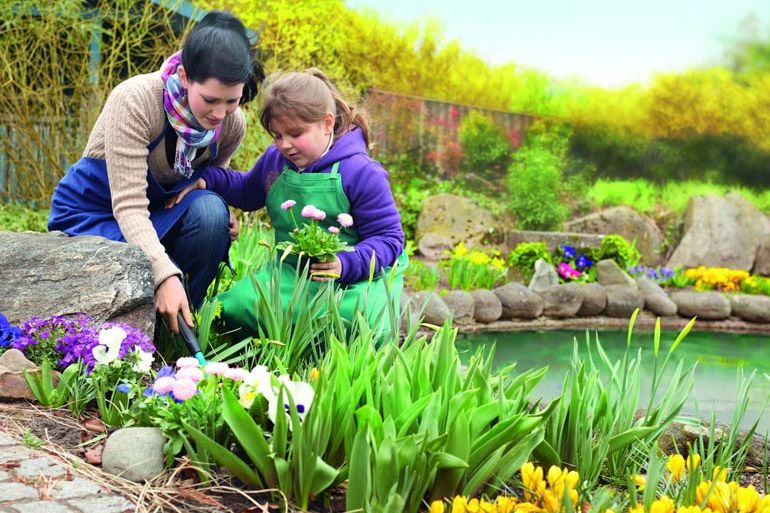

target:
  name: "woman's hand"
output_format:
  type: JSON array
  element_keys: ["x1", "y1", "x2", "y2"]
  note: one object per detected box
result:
[
  {"x1": 310, "y1": 256, "x2": 342, "y2": 282},
  {"x1": 165, "y1": 178, "x2": 207, "y2": 209},
  {"x1": 228, "y1": 211, "x2": 239, "y2": 241},
  {"x1": 155, "y1": 275, "x2": 192, "y2": 333}
]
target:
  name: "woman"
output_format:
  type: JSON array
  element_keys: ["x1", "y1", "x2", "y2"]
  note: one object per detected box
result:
[{"x1": 48, "y1": 11, "x2": 263, "y2": 333}]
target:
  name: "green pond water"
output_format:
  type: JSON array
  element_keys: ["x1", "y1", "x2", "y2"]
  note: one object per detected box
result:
[{"x1": 456, "y1": 329, "x2": 770, "y2": 434}]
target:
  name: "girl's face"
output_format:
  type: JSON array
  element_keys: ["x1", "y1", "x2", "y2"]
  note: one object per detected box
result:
[
  {"x1": 179, "y1": 67, "x2": 243, "y2": 130},
  {"x1": 269, "y1": 113, "x2": 334, "y2": 169}
]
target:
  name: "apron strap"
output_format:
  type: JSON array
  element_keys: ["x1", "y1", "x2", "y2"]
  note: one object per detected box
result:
[{"x1": 330, "y1": 161, "x2": 340, "y2": 176}]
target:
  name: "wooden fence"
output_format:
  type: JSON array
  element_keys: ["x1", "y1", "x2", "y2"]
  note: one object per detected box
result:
[{"x1": 364, "y1": 88, "x2": 538, "y2": 175}]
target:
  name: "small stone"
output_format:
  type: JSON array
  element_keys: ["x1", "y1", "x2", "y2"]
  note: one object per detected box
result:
[
  {"x1": 470, "y1": 289, "x2": 503, "y2": 323},
  {"x1": 730, "y1": 294, "x2": 770, "y2": 323},
  {"x1": 574, "y1": 283, "x2": 607, "y2": 316},
  {"x1": 596, "y1": 259, "x2": 637, "y2": 288},
  {"x1": 604, "y1": 285, "x2": 645, "y2": 318},
  {"x1": 101, "y1": 427, "x2": 166, "y2": 483},
  {"x1": 540, "y1": 284, "x2": 583, "y2": 318},
  {"x1": 670, "y1": 291, "x2": 731, "y2": 320},
  {"x1": 410, "y1": 291, "x2": 452, "y2": 326},
  {"x1": 528, "y1": 259, "x2": 559, "y2": 292},
  {"x1": 636, "y1": 277, "x2": 677, "y2": 316},
  {"x1": 0, "y1": 349, "x2": 42, "y2": 401},
  {"x1": 494, "y1": 282, "x2": 544, "y2": 319},
  {"x1": 442, "y1": 290, "x2": 475, "y2": 325}
]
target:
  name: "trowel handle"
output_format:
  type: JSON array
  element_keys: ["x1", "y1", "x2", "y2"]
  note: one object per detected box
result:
[{"x1": 176, "y1": 312, "x2": 205, "y2": 366}]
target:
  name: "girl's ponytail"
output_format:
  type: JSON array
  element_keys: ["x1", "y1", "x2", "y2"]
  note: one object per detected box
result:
[{"x1": 304, "y1": 68, "x2": 370, "y2": 146}]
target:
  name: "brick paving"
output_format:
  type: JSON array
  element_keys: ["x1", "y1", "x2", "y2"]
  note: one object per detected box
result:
[{"x1": 0, "y1": 430, "x2": 135, "y2": 513}]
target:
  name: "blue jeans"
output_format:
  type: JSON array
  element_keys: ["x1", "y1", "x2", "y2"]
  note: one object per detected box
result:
[{"x1": 162, "y1": 192, "x2": 230, "y2": 308}]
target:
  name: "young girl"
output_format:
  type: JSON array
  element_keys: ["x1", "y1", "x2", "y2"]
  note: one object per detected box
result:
[
  {"x1": 200, "y1": 68, "x2": 407, "y2": 337},
  {"x1": 48, "y1": 11, "x2": 263, "y2": 334}
]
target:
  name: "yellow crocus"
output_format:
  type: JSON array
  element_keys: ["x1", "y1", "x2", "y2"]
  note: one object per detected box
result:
[
  {"x1": 542, "y1": 490, "x2": 560, "y2": 513},
  {"x1": 467, "y1": 498, "x2": 481, "y2": 513},
  {"x1": 697, "y1": 481, "x2": 731, "y2": 513},
  {"x1": 687, "y1": 453, "x2": 701, "y2": 472},
  {"x1": 431, "y1": 500, "x2": 446, "y2": 513},
  {"x1": 309, "y1": 367, "x2": 319, "y2": 381},
  {"x1": 480, "y1": 499, "x2": 496, "y2": 513},
  {"x1": 677, "y1": 506, "x2": 705, "y2": 513},
  {"x1": 453, "y1": 243, "x2": 469, "y2": 258},
  {"x1": 452, "y1": 496, "x2": 469, "y2": 513},
  {"x1": 635, "y1": 475, "x2": 647, "y2": 492},
  {"x1": 514, "y1": 502, "x2": 542, "y2": 513},
  {"x1": 628, "y1": 504, "x2": 645, "y2": 513},
  {"x1": 667, "y1": 454, "x2": 686, "y2": 481},
  {"x1": 712, "y1": 466, "x2": 728, "y2": 483},
  {"x1": 497, "y1": 496, "x2": 517, "y2": 513},
  {"x1": 522, "y1": 462, "x2": 546, "y2": 500},
  {"x1": 735, "y1": 484, "x2": 760, "y2": 513},
  {"x1": 650, "y1": 497, "x2": 676, "y2": 513}
]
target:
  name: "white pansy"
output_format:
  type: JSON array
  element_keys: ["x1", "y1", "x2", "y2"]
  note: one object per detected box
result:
[
  {"x1": 238, "y1": 365, "x2": 274, "y2": 409},
  {"x1": 132, "y1": 347, "x2": 154, "y2": 373},
  {"x1": 92, "y1": 326, "x2": 127, "y2": 366},
  {"x1": 267, "y1": 376, "x2": 314, "y2": 428}
]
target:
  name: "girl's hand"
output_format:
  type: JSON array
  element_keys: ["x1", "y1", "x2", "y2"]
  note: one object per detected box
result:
[
  {"x1": 310, "y1": 256, "x2": 342, "y2": 282},
  {"x1": 165, "y1": 178, "x2": 207, "y2": 209},
  {"x1": 228, "y1": 211, "x2": 239, "y2": 241},
  {"x1": 155, "y1": 275, "x2": 192, "y2": 333}
]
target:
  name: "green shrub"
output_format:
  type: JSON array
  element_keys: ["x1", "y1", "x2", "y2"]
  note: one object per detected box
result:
[
  {"x1": 459, "y1": 111, "x2": 512, "y2": 185},
  {"x1": 508, "y1": 242, "x2": 551, "y2": 281},
  {"x1": 0, "y1": 203, "x2": 49, "y2": 232},
  {"x1": 596, "y1": 234, "x2": 641, "y2": 269},
  {"x1": 404, "y1": 259, "x2": 441, "y2": 291},
  {"x1": 506, "y1": 139, "x2": 568, "y2": 231}
]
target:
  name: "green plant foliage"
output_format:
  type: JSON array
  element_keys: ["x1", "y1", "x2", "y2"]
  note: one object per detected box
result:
[
  {"x1": 458, "y1": 111, "x2": 512, "y2": 184},
  {"x1": 441, "y1": 243, "x2": 508, "y2": 291},
  {"x1": 506, "y1": 127, "x2": 569, "y2": 231},
  {"x1": 597, "y1": 234, "x2": 641, "y2": 269},
  {"x1": 404, "y1": 259, "x2": 441, "y2": 291},
  {"x1": 539, "y1": 315, "x2": 697, "y2": 487},
  {"x1": 507, "y1": 242, "x2": 552, "y2": 281},
  {"x1": 0, "y1": 203, "x2": 49, "y2": 232}
]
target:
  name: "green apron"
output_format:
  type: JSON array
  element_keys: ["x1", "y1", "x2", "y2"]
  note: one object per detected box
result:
[{"x1": 219, "y1": 162, "x2": 407, "y2": 339}]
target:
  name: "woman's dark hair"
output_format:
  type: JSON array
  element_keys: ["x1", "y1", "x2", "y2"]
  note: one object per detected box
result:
[{"x1": 182, "y1": 11, "x2": 264, "y2": 103}]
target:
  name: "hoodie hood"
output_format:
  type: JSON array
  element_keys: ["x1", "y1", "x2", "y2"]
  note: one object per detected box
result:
[{"x1": 295, "y1": 127, "x2": 368, "y2": 173}]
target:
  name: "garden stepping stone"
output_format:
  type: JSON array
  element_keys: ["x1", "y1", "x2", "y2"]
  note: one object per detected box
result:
[
  {"x1": 635, "y1": 277, "x2": 678, "y2": 316},
  {"x1": 470, "y1": 289, "x2": 502, "y2": 323},
  {"x1": 0, "y1": 232, "x2": 155, "y2": 335},
  {"x1": 729, "y1": 294, "x2": 770, "y2": 323},
  {"x1": 596, "y1": 259, "x2": 637, "y2": 288},
  {"x1": 494, "y1": 282, "x2": 544, "y2": 319},
  {"x1": 410, "y1": 290, "x2": 452, "y2": 326},
  {"x1": 442, "y1": 290, "x2": 475, "y2": 324},
  {"x1": 0, "y1": 349, "x2": 50, "y2": 400},
  {"x1": 574, "y1": 282, "x2": 607, "y2": 316},
  {"x1": 101, "y1": 427, "x2": 166, "y2": 483},
  {"x1": 528, "y1": 259, "x2": 559, "y2": 292},
  {"x1": 669, "y1": 291, "x2": 731, "y2": 320},
  {"x1": 540, "y1": 284, "x2": 583, "y2": 318},
  {"x1": 603, "y1": 285, "x2": 644, "y2": 318}
]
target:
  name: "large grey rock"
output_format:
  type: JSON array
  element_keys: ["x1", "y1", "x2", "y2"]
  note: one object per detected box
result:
[
  {"x1": 729, "y1": 294, "x2": 770, "y2": 323},
  {"x1": 565, "y1": 206, "x2": 664, "y2": 265},
  {"x1": 668, "y1": 193, "x2": 770, "y2": 271},
  {"x1": 442, "y1": 290, "x2": 475, "y2": 325},
  {"x1": 416, "y1": 193, "x2": 494, "y2": 247},
  {"x1": 0, "y1": 232, "x2": 155, "y2": 335},
  {"x1": 753, "y1": 233, "x2": 770, "y2": 276},
  {"x1": 528, "y1": 259, "x2": 559, "y2": 292},
  {"x1": 636, "y1": 277, "x2": 678, "y2": 316},
  {"x1": 670, "y1": 291, "x2": 731, "y2": 320},
  {"x1": 604, "y1": 285, "x2": 645, "y2": 318},
  {"x1": 411, "y1": 290, "x2": 452, "y2": 326},
  {"x1": 470, "y1": 289, "x2": 503, "y2": 323},
  {"x1": 575, "y1": 283, "x2": 607, "y2": 316},
  {"x1": 540, "y1": 284, "x2": 583, "y2": 318},
  {"x1": 417, "y1": 232, "x2": 454, "y2": 262},
  {"x1": 494, "y1": 282, "x2": 544, "y2": 319},
  {"x1": 102, "y1": 427, "x2": 166, "y2": 482},
  {"x1": 596, "y1": 259, "x2": 637, "y2": 288}
]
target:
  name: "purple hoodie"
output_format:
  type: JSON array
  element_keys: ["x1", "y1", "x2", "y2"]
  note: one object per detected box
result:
[{"x1": 203, "y1": 128, "x2": 404, "y2": 284}]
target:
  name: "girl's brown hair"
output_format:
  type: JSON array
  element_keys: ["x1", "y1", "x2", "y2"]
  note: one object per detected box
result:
[{"x1": 259, "y1": 68, "x2": 370, "y2": 146}]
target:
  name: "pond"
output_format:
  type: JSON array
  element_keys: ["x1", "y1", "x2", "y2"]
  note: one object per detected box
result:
[{"x1": 456, "y1": 329, "x2": 770, "y2": 434}]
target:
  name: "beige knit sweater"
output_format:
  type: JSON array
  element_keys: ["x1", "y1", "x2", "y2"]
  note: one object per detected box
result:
[{"x1": 82, "y1": 71, "x2": 246, "y2": 289}]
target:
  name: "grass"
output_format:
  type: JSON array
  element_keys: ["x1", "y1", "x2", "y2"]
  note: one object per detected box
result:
[{"x1": 586, "y1": 179, "x2": 770, "y2": 216}]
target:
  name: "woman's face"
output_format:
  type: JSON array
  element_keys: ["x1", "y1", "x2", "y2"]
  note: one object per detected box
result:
[{"x1": 180, "y1": 67, "x2": 243, "y2": 130}]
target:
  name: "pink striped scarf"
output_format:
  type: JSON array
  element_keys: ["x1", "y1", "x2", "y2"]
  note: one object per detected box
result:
[{"x1": 160, "y1": 51, "x2": 221, "y2": 178}]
